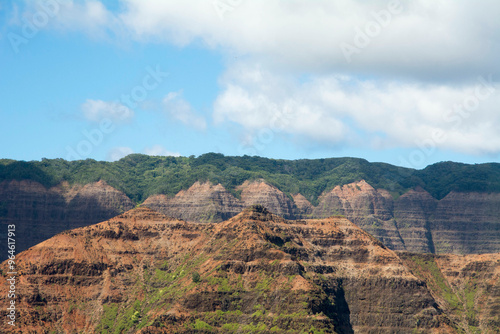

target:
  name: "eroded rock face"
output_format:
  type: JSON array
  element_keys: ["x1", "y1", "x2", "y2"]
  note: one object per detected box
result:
[
  {"x1": 429, "y1": 191, "x2": 500, "y2": 254},
  {"x1": 142, "y1": 181, "x2": 243, "y2": 223},
  {"x1": 399, "y1": 252, "x2": 500, "y2": 333},
  {"x1": 393, "y1": 187, "x2": 438, "y2": 253},
  {"x1": 0, "y1": 180, "x2": 134, "y2": 260},
  {"x1": 313, "y1": 180, "x2": 405, "y2": 251},
  {"x1": 143, "y1": 180, "x2": 297, "y2": 222},
  {"x1": 311, "y1": 182, "x2": 500, "y2": 255},
  {"x1": 135, "y1": 179, "x2": 500, "y2": 255},
  {"x1": 0, "y1": 207, "x2": 468, "y2": 333},
  {"x1": 3, "y1": 177, "x2": 500, "y2": 257},
  {"x1": 237, "y1": 180, "x2": 296, "y2": 217},
  {"x1": 292, "y1": 193, "x2": 314, "y2": 216}
]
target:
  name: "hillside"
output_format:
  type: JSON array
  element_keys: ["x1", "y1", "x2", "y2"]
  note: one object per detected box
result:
[
  {"x1": 2, "y1": 153, "x2": 500, "y2": 203},
  {"x1": 1, "y1": 206, "x2": 498, "y2": 333},
  {"x1": 2, "y1": 154, "x2": 500, "y2": 259}
]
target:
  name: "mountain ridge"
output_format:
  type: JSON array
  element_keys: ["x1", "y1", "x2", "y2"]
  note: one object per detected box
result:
[
  {"x1": 2, "y1": 206, "x2": 498, "y2": 333},
  {"x1": 2, "y1": 153, "x2": 500, "y2": 203},
  {"x1": 2, "y1": 154, "x2": 500, "y2": 259}
]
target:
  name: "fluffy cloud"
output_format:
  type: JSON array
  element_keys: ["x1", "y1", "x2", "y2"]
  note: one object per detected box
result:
[
  {"x1": 40, "y1": 1, "x2": 500, "y2": 155},
  {"x1": 31, "y1": 1, "x2": 500, "y2": 81},
  {"x1": 144, "y1": 145, "x2": 180, "y2": 157},
  {"x1": 107, "y1": 146, "x2": 133, "y2": 161},
  {"x1": 116, "y1": 0, "x2": 500, "y2": 81},
  {"x1": 214, "y1": 64, "x2": 500, "y2": 154},
  {"x1": 163, "y1": 91, "x2": 206, "y2": 130},
  {"x1": 81, "y1": 99, "x2": 133, "y2": 123}
]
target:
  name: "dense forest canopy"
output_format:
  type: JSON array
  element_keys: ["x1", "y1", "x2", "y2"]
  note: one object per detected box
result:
[{"x1": 1, "y1": 153, "x2": 499, "y2": 204}]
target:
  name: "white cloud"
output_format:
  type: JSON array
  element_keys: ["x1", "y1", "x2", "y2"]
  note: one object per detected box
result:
[
  {"x1": 81, "y1": 99, "x2": 133, "y2": 123},
  {"x1": 214, "y1": 63, "x2": 500, "y2": 154},
  {"x1": 29, "y1": 1, "x2": 500, "y2": 155},
  {"x1": 115, "y1": 0, "x2": 500, "y2": 81},
  {"x1": 107, "y1": 146, "x2": 133, "y2": 161},
  {"x1": 40, "y1": 1, "x2": 500, "y2": 81},
  {"x1": 163, "y1": 91, "x2": 206, "y2": 130},
  {"x1": 213, "y1": 64, "x2": 349, "y2": 144},
  {"x1": 144, "y1": 145, "x2": 180, "y2": 157}
]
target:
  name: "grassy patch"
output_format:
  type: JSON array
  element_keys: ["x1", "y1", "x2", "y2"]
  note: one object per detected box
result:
[{"x1": 409, "y1": 256, "x2": 462, "y2": 310}]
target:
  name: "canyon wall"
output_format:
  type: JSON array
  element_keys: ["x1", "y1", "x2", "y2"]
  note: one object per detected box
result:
[
  {"x1": 2, "y1": 178, "x2": 500, "y2": 257},
  {"x1": 2, "y1": 206, "x2": 498, "y2": 333},
  {"x1": 0, "y1": 180, "x2": 134, "y2": 260},
  {"x1": 143, "y1": 179, "x2": 500, "y2": 254},
  {"x1": 0, "y1": 207, "x2": 454, "y2": 333}
]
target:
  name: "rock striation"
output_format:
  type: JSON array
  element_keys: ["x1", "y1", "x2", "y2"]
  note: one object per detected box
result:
[
  {"x1": 142, "y1": 181, "x2": 243, "y2": 223},
  {"x1": 312, "y1": 180, "x2": 403, "y2": 251},
  {"x1": 0, "y1": 180, "x2": 134, "y2": 260},
  {"x1": 399, "y1": 251, "x2": 500, "y2": 332},
  {"x1": 429, "y1": 191, "x2": 500, "y2": 254},
  {"x1": 393, "y1": 187, "x2": 438, "y2": 253},
  {"x1": 143, "y1": 179, "x2": 500, "y2": 255},
  {"x1": 3, "y1": 178, "x2": 500, "y2": 256},
  {"x1": 2, "y1": 206, "x2": 483, "y2": 333}
]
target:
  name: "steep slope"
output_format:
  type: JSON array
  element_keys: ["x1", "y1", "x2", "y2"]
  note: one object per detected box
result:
[
  {"x1": 3, "y1": 175, "x2": 500, "y2": 258},
  {"x1": 399, "y1": 252, "x2": 500, "y2": 333},
  {"x1": 143, "y1": 180, "x2": 297, "y2": 222},
  {"x1": 237, "y1": 180, "x2": 296, "y2": 217},
  {"x1": 312, "y1": 180, "x2": 403, "y2": 251},
  {"x1": 142, "y1": 179, "x2": 500, "y2": 255},
  {"x1": 0, "y1": 206, "x2": 464, "y2": 333},
  {"x1": 393, "y1": 187, "x2": 438, "y2": 253},
  {"x1": 0, "y1": 180, "x2": 134, "y2": 260},
  {"x1": 2, "y1": 155, "x2": 500, "y2": 256},
  {"x1": 429, "y1": 191, "x2": 500, "y2": 254},
  {"x1": 142, "y1": 181, "x2": 243, "y2": 222}
]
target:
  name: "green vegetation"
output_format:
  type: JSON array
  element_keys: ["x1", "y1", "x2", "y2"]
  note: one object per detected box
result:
[
  {"x1": 408, "y1": 256, "x2": 462, "y2": 309},
  {"x1": 402, "y1": 254, "x2": 488, "y2": 334},
  {"x1": 100, "y1": 304, "x2": 119, "y2": 333},
  {"x1": 98, "y1": 300, "x2": 144, "y2": 334},
  {"x1": 2, "y1": 153, "x2": 499, "y2": 203},
  {"x1": 192, "y1": 271, "x2": 201, "y2": 283},
  {"x1": 192, "y1": 319, "x2": 213, "y2": 331},
  {"x1": 93, "y1": 252, "x2": 338, "y2": 333}
]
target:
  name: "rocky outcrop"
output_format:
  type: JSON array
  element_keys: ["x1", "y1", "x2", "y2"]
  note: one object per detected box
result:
[
  {"x1": 399, "y1": 252, "x2": 500, "y2": 333},
  {"x1": 313, "y1": 180, "x2": 405, "y2": 251},
  {"x1": 142, "y1": 180, "x2": 298, "y2": 222},
  {"x1": 141, "y1": 179, "x2": 500, "y2": 255},
  {"x1": 393, "y1": 187, "x2": 438, "y2": 253},
  {"x1": 429, "y1": 191, "x2": 500, "y2": 254},
  {"x1": 292, "y1": 193, "x2": 314, "y2": 216},
  {"x1": 237, "y1": 180, "x2": 295, "y2": 217},
  {"x1": 142, "y1": 181, "x2": 243, "y2": 222},
  {"x1": 0, "y1": 206, "x2": 471, "y2": 333},
  {"x1": 3, "y1": 177, "x2": 500, "y2": 257},
  {"x1": 0, "y1": 180, "x2": 134, "y2": 260},
  {"x1": 311, "y1": 182, "x2": 500, "y2": 255}
]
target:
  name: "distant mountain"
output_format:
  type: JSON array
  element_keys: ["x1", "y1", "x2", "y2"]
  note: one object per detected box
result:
[
  {"x1": 1, "y1": 154, "x2": 500, "y2": 258},
  {"x1": 1, "y1": 206, "x2": 498, "y2": 333},
  {"x1": 2, "y1": 153, "x2": 500, "y2": 203}
]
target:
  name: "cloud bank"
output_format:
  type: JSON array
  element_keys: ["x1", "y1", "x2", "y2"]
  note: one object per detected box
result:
[{"x1": 21, "y1": 0, "x2": 500, "y2": 156}]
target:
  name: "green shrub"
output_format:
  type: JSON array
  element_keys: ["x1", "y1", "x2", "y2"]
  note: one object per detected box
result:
[
  {"x1": 193, "y1": 319, "x2": 212, "y2": 330},
  {"x1": 192, "y1": 271, "x2": 201, "y2": 283}
]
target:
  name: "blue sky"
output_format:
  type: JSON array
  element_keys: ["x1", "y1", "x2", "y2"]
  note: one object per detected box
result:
[{"x1": 1, "y1": 0, "x2": 500, "y2": 168}]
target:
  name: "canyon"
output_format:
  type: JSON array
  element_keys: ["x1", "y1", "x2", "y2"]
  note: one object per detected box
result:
[
  {"x1": 1, "y1": 205, "x2": 498, "y2": 333},
  {"x1": 2, "y1": 177, "x2": 500, "y2": 260}
]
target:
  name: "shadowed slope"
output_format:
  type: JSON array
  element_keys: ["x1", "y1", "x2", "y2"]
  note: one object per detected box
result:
[{"x1": 0, "y1": 206, "x2": 479, "y2": 333}]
